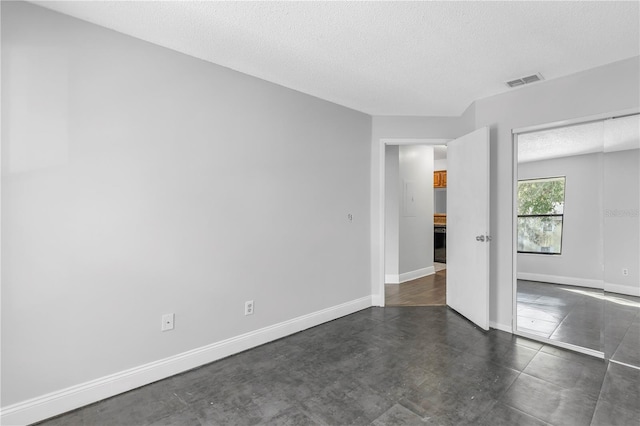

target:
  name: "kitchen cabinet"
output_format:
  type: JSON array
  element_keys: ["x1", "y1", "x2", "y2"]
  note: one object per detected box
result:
[{"x1": 434, "y1": 170, "x2": 447, "y2": 188}]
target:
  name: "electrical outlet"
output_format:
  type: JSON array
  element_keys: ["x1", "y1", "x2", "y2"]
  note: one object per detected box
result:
[
  {"x1": 622, "y1": 268, "x2": 629, "y2": 276},
  {"x1": 161, "y1": 313, "x2": 175, "y2": 331},
  {"x1": 245, "y1": 300, "x2": 254, "y2": 316}
]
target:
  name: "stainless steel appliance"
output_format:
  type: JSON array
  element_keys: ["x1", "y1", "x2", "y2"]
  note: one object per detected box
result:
[{"x1": 434, "y1": 225, "x2": 446, "y2": 263}]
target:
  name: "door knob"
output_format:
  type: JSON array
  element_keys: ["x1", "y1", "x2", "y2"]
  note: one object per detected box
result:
[{"x1": 476, "y1": 235, "x2": 485, "y2": 242}]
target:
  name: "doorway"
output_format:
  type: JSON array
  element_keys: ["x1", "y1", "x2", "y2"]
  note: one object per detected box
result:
[
  {"x1": 385, "y1": 271, "x2": 447, "y2": 306},
  {"x1": 378, "y1": 128, "x2": 491, "y2": 331},
  {"x1": 384, "y1": 143, "x2": 448, "y2": 306}
]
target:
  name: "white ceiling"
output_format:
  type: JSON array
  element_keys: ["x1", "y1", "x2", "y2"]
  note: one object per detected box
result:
[
  {"x1": 32, "y1": 1, "x2": 640, "y2": 116},
  {"x1": 518, "y1": 114, "x2": 640, "y2": 163}
]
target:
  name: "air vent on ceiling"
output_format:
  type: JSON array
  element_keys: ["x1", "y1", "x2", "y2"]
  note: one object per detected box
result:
[{"x1": 506, "y1": 73, "x2": 544, "y2": 88}]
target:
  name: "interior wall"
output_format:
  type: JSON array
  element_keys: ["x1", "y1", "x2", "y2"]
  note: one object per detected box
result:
[
  {"x1": 372, "y1": 113, "x2": 476, "y2": 140},
  {"x1": 517, "y1": 153, "x2": 604, "y2": 287},
  {"x1": 1, "y1": 1, "x2": 372, "y2": 408},
  {"x1": 384, "y1": 145, "x2": 399, "y2": 278},
  {"x1": 398, "y1": 145, "x2": 434, "y2": 276},
  {"x1": 604, "y1": 149, "x2": 640, "y2": 296},
  {"x1": 474, "y1": 56, "x2": 640, "y2": 330},
  {"x1": 434, "y1": 159, "x2": 447, "y2": 170}
]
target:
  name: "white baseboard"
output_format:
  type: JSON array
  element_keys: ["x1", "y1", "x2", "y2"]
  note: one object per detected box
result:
[
  {"x1": 1, "y1": 296, "x2": 373, "y2": 426},
  {"x1": 517, "y1": 272, "x2": 603, "y2": 289},
  {"x1": 490, "y1": 321, "x2": 513, "y2": 333},
  {"x1": 371, "y1": 294, "x2": 384, "y2": 307},
  {"x1": 386, "y1": 266, "x2": 435, "y2": 284},
  {"x1": 604, "y1": 282, "x2": 640, "y2": 297},
  {"x1": 385, "y1": 274, "x2": 399, "y2": 284}
]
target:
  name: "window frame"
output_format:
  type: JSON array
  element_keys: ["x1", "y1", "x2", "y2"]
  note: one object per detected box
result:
[{"x1": 517, "y1": 176, "x2": 566, "y2": 255}]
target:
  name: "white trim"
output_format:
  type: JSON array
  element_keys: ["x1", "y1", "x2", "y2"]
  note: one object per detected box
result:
[
  {"x1": 517, "y1": 272, "x2": 603, "y2": 289},
  {"x1": 0, "y1": 296, "x2": 372, "y2": 426},
  {"x1": 514, "y1": 330, "x2": 605, "y2": 359},
  {"x1": 399, "y1": 266, "x2": 435, "y2": 283},
  {"x1": 610, "y1": 359, "x2": 640, "y2": 371},
  {"x1": 385, "y1": 266, "x2": 435, "y2": 284},
  {"x1": 385, "y1": 274, "x2": 399, "y2": 284},
  {"x1": 382, "y1": 138, "x2": 450, "y2": 146},
  {"x1": 512, "y1": 108, "x2": 640, "y2": 135},
  {"x1": 512, "y1": 132, "x2": 519, "y2": 340},
  {"x1": 604, "y1": 283, "x2": 640, "y2": 297},
  {"x1": 371, "y1": 294, "x2": 384, "y2": 307},
  {"x1": 490, "y1": 321, "x2": 513, "y2": 333}
]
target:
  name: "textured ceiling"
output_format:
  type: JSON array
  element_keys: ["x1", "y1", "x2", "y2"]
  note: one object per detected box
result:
[
  {"x1": 518, "y1": 115, "x2": 640, "y2": 163},
  {"x1": 32, "y1": 1, "x2": 640, "y2": 116}
]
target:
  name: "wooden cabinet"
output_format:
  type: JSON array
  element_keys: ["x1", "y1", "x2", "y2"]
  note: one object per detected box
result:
[{"x1": 434, "y1": 170, "x2": 447, "y2": 188}]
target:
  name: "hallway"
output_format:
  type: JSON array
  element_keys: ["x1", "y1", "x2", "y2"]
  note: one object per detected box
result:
[{"x1": 385, "y1": 264, "x2": 446, "y2": 306}]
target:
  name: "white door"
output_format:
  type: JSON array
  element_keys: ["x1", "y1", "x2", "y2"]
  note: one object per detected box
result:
[{"x1": 447, "y1": 127, "x2": 491, "y2": 330}]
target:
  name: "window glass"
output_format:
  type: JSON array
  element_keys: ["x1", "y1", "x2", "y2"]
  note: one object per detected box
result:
[{"x1": 517, "y1": 177, "x2": 565, "y2": 254}]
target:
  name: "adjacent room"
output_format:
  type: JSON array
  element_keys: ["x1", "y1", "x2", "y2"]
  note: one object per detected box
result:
[
  {"x1": 2, "y1": 1, "x2": 639, "y2": 425},
  {"x1": 384, "y1": 143, "x2": 448, "y2": 307}
]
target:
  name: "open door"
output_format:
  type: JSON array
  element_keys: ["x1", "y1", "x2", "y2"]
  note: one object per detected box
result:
[{"x1": 447, "y1": 127, "x2": 491, "y2": 330}]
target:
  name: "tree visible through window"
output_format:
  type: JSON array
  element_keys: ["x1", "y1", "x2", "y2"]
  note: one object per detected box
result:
[{"x1": 517, "y1": 176, "x2": 565, "y2": 254}]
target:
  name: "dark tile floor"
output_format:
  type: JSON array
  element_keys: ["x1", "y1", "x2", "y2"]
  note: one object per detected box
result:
[
  {"x1": 517, "y1": 280, "x2": 640, "y2": 369},
  {"x1": 604, "y1": 293, "x2": 640, "y2": 368},
  {"x1": 36, "y1": 307, "x2": 639, "y2": 426},
  {"x1": 517, "y1": 280, "x2": 604, "y2": 351}
]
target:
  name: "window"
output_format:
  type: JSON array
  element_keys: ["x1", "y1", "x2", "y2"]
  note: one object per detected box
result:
[{"x1": 517, "y1": 176, "x2": 565, "y2": 254}]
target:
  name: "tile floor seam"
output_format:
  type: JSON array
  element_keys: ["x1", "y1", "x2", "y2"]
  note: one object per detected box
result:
[
  {"x1": 498, "y1": 371, "x2": 587, "y2": 426},
  {"x1": 609, "y1": 319, "x2": 636, "y2": 362},
  {"x1": 547, "y1": 304, "x2": 576, "y2": 341},
  {"x1": 588, "y1": 362, "x2": 612, "y2": 426},
  {"x1": 494, "y1": 401, "x2": 556, "y2": 426},
  {"x1": 520, "y1": 343, "x2": 542, "y2": 373}
]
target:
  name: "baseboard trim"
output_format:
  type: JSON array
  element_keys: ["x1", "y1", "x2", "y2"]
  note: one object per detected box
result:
[
  {"x1": 517, "y1": 272, "x2": 603, "y2": 289},
  {"x1": 1, "y1": 296, "x2": 373, "y2": 426},
  {"x1": 385, "y1": 274, "x2": 399, "y2": 284},
  {"x1": 604, "y1": 283, "x2": 640, "y2": 297},
  {"x1": 371, "y1": 294, "x2": 384, "y2": 307},
  {"x1": 386, "y1": 266, "x2": 435, "y2": 284},
  {"x1": 610, "y1": 359, "x2": 640, "y2": 371},
  {"x1": 490, "y1": 321, "x2": 513, "y2": 333},
  {"x1": 514, "y1": 329, "x2": 605, "y2": 359},
  {"x1": 400, "y1": 266, "x2": 435, "y2": 283}
]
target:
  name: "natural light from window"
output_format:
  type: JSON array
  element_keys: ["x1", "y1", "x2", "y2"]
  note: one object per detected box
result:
[{"x1": 517, "y1": 176, "x2": 566, "y2": 254}]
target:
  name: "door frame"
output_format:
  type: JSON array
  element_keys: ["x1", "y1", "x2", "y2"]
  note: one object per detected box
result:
[{"x1": 375, "y1": 138, "x2": 450, "y2": 306}]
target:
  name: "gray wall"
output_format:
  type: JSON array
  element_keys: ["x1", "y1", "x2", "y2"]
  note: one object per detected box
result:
[
  {"x1": 384, "y1": 145, "x2": 435, "y2": 281},
  {"x1": 604, "y1": 149, "x2": 640, "y2": 296},
  {"x1": 384, "y1": 145, "x2": 400, "y2": 277},
  {"x1": 398, "y1": 145, "x2": 434, "y2": 275},
  {"x1": 1, "y1": 2, "x2": 371, "y2": 406},
  {"x1": 517, "y1": 153, "x2": 604, "y2": 287}
]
